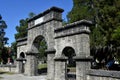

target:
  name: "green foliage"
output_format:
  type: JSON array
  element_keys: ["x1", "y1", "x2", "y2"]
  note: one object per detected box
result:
[
  {"x1": 112, "y1": 26, "x2": 120, "y2": 46},
  {"x1": 1, "y1": 47, "x2": 9, "y2": 64},
  {"x1": 38, "y1": 38, "x2": 47, "y2": 60},
  {"x1": 94, "y1": 0, "x2": 120, "y2": 46},
  {"x1": 15, "y1": 12, "x2": 36, "y2": 40},
  {"x1": 68, "y1": 0, "x2": 120, "y2": 47},
  {"x1": 0, "y1": 15, "x2": 8, "y2": 45},
  {"x1": 67, "y1": 0, "x2": 94, "y2": 23},
  {"x1": 38, "y1": 63, "x2": 47, "y2": 69},
  {"x1": 0, "y1": 15, "x2": 9, "y2": 63},
  {"x1": 62, "y1": 19, "x2": 68, "y2": 26},
  {"x1": 11, "y1": 42, "x2": 17, "y2": 53},
  {"x1": 11, "y1": 42, "x2": 17, "y2": 59},
  {"x1": 29, "y1": 12, "x2": 36, "y2": 18},
  {"x1": 15, "y1": 19, "x2": 28, "y2": 39},
  {"x1": 90, "y1": 26, "x2": 105, "y2": 47}
]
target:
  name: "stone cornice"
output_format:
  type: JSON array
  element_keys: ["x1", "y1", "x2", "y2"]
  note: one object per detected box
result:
[
  {"x1": 25, "y1": 52, "x2": 38, "y2": 56},
  {"x1": 17, "y1": 43, "x2": 27, "y2": 47},
  {"x1": 54, "y1": 30, "x2": 90, "y2": 39},
  {"x1": 16, "y1": 58, "x2": 26, "y2": 61},
  {"x1": 45, "y1": 48, "x2": 56, "y2": 54},
  {"x1": 54, "y1": 56, "x2": 68, "y2": 61},
  {"x1": 27, "y1": 6, "x2": 64, "y2": 22},
  {"x1": 55, "y1": 20, "x2": 92, "y2": 32},
  {"x1": 16, "y1": 37, "x2": 27, "y2": 42}
]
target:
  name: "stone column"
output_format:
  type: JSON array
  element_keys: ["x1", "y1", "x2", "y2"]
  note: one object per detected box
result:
[
  {"x1": 74, "y1": 56, "x2": 92, "y2": 80},
  {"x1": 24, "y1": 52, "x2": 38, "y2": 76},
  {"x1": 46, "y1": 49, "x2": 56, "y2": 80},
  {"x1": 73, "y1": 20, "x2": 92, "y2": 80},
  {"x1": 16, "y1": 58, "x2": 26, "y2": 73},
  {"x1": 54, "y1": 56, "x2": 68, "y2": 80}
]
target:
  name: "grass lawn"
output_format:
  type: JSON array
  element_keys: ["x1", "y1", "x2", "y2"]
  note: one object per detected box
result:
[
  {"x1": 38, "y1": 63, "x2": 76, "y2": 73},
  {"x1": 68, "y1": 67, "x2": 76, "y2": 72},
  {"x1": 0, "y1": 70, "x2": 15, "y2": 75},
  {"x1": 0, "y1": 77, "x2": 3, "y2": 79},
  {"x1": 38, "y1": 63, "x2": 47, "y2": 69}
]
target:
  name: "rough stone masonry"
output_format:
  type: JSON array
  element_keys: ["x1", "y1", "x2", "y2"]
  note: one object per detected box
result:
[{"x1": 16, "y1": 6, "x2": 92, "y2": 80}]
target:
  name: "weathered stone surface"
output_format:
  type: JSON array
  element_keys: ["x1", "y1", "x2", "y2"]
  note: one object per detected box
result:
[
  {"x1": 17, "y1": 6, "x2": 63, "y2": 77},
  {"x1": 54, "y1": 57, "x2": 67, "y2": 80},
  {"x1": 16, "y1": 6, "x2": 95, "y2": 80},
  {"x1": 46, "y1": 49, "x2": 56, "y2": 80},
  {"x1": 87, "y1": 70, "x2": 120, "y2": 79}
]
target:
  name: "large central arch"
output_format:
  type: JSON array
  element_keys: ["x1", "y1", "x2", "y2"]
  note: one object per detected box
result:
[{"x1": 31, "y1": 35, "x2": 47, "y2": 54}]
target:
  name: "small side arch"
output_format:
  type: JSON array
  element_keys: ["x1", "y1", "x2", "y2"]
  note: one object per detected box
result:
[
  {"x1": 19, "y1": 52, "x2": 26, "y2": 73},
  {"x1": 62, "y1": 46, "x2": 76, "y2": 67},
  {"x1": 62, "y1": 46, "x2": 76, "y2": 57},
  {"x1": 19, "y1": 52, "x2": 25, "y2": 58}
]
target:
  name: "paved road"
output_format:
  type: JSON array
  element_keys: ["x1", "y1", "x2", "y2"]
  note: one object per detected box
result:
[{"x1": 0, "y1": 74, "x2": 46, "y2": 80}]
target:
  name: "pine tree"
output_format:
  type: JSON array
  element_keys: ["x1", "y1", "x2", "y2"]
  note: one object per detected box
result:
[
  {"x1": 0, "y1": 14, "x2": 9, "y2": 63},
  {"x1": 15, "y1": 19, "x2": 28, "y2": 39}
]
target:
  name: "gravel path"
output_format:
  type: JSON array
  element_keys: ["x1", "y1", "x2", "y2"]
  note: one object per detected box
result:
[{"x1": 0, "y1": 74, "x2": 46, "y2": 80}]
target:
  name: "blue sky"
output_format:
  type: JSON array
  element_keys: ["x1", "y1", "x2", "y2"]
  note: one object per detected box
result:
[{"x1": 0, "y1": 0, "x2": 73, "y2": 46}]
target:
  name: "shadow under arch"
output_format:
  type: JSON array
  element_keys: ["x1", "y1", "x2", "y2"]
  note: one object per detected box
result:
[
  {"x1": 62, "y1": 46, "x2": 76, "y2": 79},
  {"x1": 32, "y1": 35, "x2": 48, "y2": 75},
  {"x1": 62, "y1": 46, "x2": 76, "y2": 67},
  {"x1": 32, "y1": 35, "x2": 48, "y2": 58},
  {"x1": 19, "y1": 52, "x2": 25, "y2": 58},
  {"x1": 19, "y1": 52, "x2": 26, "y2": 73}
]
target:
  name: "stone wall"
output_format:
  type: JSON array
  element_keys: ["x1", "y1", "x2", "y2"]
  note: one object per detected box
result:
[
  {"x1": 16, "y1": 37, "x2": 27, "y2": 58},
  {"x1": 0, "y1": 65, "x2": 17, "y2": 73},
  {"x1": 87, "y1": 69, "x2": 120, "y2": 80}
]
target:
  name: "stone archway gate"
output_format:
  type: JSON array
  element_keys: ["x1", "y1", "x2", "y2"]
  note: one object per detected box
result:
[{"x1": 16, "y1": 7, "x2": 92, "y2": 80}]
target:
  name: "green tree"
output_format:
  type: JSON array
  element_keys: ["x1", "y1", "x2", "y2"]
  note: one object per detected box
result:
[
  {"x1": 67, "y1": 0, "x2": 94, "y2": 23},
  {"x1": 15, "y1": 19, "x2": 28, "y2": 39},
  {"x1": 68, "y1": 0, "x2": 120, "y2": 47},
  {"x1": 38, "y1": 38, "x2": 47, "y2": 61},
  {"x1": 29, "y1": 12, "x2": 36, "y2": 18},
  {"x1": 90, "y1": 26, "x2": 105, "y2": 47},
  {"x1": 0, "y1": 14, "x2": 9, "y2": 63},
  {"x1": 94, "y1": 0, "x2": 120, "y2": 46},
  {"x1": 15, "y1": 12, "x2": 36, "y2": 39},
  {"x1": 67, "y1": 0, "x2": 101, "y2": 47},
  {"x1": 11, "y1": 42, "x2": 17, "y2": 59},
  {"x1": 112, "y1": 27, "x2": 120, "y2": 46},
  {"x1": 1, "y1": 47, "x2": 9, "y2": 64}
]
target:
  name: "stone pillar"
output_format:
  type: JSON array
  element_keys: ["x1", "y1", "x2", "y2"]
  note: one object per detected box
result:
[
  {"x1": 24, "y1": 52, "x2": 38, "y2": 76},
  {"x1": 16, "y1": 58, "x2": 26, "y2": 73},
  {"x1": 46, "y1": 49, "x2": 56, "y2": 80},
  {"x1": 73, "y1": 20, "x2": 92, "y2": 80},
  {"x1": 74, "y1": 56, "x2": 92, "y2": 80},
  {"x1": 54, "y1": 56, "x2": 68, "y2": 80}
]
